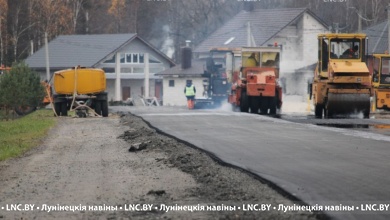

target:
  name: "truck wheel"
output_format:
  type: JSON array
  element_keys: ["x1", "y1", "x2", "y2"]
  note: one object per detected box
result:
[
  {"x1": 240, "y1": 91, "x2": 249, "y2": 112},
  {"x1": 102, "y1": 101, "x2": 109, "y2": 117},
  {"x1": 249, "y1": 97, "x2": 259, "y2": 114},
  {"x1": 326, "y1": 109, "x2": 333, "y2": 119},
  {"x1": 314, "y1": 104, "x2": 323, "y2": 118},
  {"x1": 94, "y1": 101, "x2": 102, "y2": 115},
  {"x1": 269, "y1": 96, "x2": 277, "y2": 115},
  {"x1": 54, "y1": 102, "x2": 61, "y2": 116},
  {"x1": 259, "y1": 97, "x2": 269, "y2": 115},
  {"x1": 363, "y1": 110, "x2": 370, "y2": 119},
  {"x1": 61, "y1": 102, "x2": 68, "y2": 116}
]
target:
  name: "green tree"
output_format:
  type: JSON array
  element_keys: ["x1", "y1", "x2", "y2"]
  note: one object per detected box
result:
[{"x1": 0, "y1": 62, "x2": 44, "y2": 119}]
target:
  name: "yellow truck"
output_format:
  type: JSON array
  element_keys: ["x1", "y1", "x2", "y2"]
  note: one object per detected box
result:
[
  {"x1": 53, "y1": 67, "x2": 108, "y2": 117},
  {"x1": 368, "y1": 54, "x2": 390, "y2": 111},
  {"x1": 311, "y1": 33, "x2": 372, "y2": 118}
]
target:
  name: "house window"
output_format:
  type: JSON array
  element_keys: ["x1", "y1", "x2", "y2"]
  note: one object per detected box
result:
[
  {"x1": 133, "y1": 54, "x2": 138, "y2": 63},
  {"x1": 123, "y1": 53, "x2": 144, "y2": 64},
  {"x1": 104, "y1": 56, "x2": 115, "y2": 63},
  {"x1": 169, "y1": 80, "x2": 175, "y2": 87},
  {"x1": 103, "y1": 53, "x2": 160, "y2": 64},
  {"x1": 149, "y1": 55, "x2": 162, "y2": 63},
  {"x1": 126, "y1": 54, "x2": 132, "y2": 63}
]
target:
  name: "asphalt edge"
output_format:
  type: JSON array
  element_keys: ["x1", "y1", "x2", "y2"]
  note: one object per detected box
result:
[{"x1": 130, "y1": 112, "x2": 330, "y2": 220}]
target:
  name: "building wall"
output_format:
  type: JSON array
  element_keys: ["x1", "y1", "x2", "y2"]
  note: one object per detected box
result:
[
  {"x1": 265, "y1": 13, "x2": 327, "y2": 96},
  {"x1": 162, "y1": 77, "x2": 204, "y2": 106},
  {"x1": 106, "y1": 79, "x2": 156, "y2": 102},
  {"x1": 265, "y1": 12, "x2": 327, "y2": 74},
  {"x1": 95, "y1": 38, "x2": 172, "y2": 101},
  {"x1": 302, "y1": 12, "x2": 328, "y2": 68}
]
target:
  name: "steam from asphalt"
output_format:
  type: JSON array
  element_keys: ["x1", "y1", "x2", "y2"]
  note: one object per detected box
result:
[
  {"x1": 218, "y1": 102, "x2": 234, "y2": 112},
  {"x1": 161, "y1": 25, "x2": 174, "y2": 58}
]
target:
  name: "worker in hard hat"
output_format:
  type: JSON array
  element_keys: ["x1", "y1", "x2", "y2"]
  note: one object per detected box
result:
[
  {"x1": 184, "y1": 80, "x2": 196, "y2": 109},
  {"x1": 244, "y1": 52, "x2": 259, "y2": 67}
]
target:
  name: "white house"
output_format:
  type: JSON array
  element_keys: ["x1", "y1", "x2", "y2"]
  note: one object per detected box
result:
[
  {"x1": 194, "y1": 8, "x2": 328, "y2": 73},
  {"x1": 157, "y1": 8, "x2": 328, "y2": 106},
  {"x1": 25, "y1": 34, "x2": 175, "y2": 102}
]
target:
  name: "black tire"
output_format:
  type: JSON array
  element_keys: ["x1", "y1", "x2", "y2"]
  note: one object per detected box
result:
[
  {"x1": 94, "y1": 101, "x2": 102, "y2": 115},
  {"x1": 269, "y1": 96, "x2": 277, "y2": 115},
  {"x1": 54, "y1": 102, "x2": 61, "y2": 116},
  {"x1": 363, "y1": 110, "x2": 370, "y2": 119},
  {"x1": 240, "y1": 90, "x2": 249, "y2": 112},
  {"x1": 314, "y1": 104, "x2": 323, "y2": 118},
  {"x1": 325, "y1": 109, "x2": 333, "y2": 119},
  {"x1": 102, "y1": 101, "x2": 109, "y2": 117},
  {"x1": 249, "y1": 97, "x2": 259, "y2": 114},
  {"x1": 259, "y1": 97, "x2": 269, "y2": 115},
  {"x1": 61, "y1": 102, "x2": 68, "y2": 116}
]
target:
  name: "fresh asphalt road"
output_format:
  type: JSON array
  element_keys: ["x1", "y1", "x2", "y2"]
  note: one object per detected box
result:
[{"x1": 112, "y1": 106, "x2": 390, "y2": 220}]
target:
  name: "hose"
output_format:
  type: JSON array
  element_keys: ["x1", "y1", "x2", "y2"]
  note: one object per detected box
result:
[{"x1": 68, "y1": 66, "x2": 102, "y2": 117}]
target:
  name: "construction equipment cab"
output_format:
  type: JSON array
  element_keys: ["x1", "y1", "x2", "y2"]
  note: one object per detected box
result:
[
  {"x1": 369, "y1": 54, "x2": 390, "y2": 111},
  {"x1": 312, "y1": 33, "x2": 371, "y2": 118},
  {"x1": 228, "y1": 46, "x2": 282, "y2": 114}
]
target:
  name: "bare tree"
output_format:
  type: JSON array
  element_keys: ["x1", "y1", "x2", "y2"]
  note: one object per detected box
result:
[
  {"x1": 0, "y1": 0, "x2": 7, "y2": 65},
  {"x1": 108, "y1": 0, "x2": 126, "y2": 33}
]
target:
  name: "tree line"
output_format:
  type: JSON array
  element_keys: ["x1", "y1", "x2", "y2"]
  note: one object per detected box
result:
[{"x1": 0, "y1": 0, "x2": 388, "y2": 66}]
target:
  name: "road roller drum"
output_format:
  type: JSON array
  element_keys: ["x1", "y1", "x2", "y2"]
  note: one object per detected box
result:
[{"x1": 326, "y1": 93, "x2": 370, "y2": 117}]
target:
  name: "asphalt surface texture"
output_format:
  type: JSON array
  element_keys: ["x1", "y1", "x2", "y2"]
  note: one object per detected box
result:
[{"x1": 112, "y1": 105, "x2": 390, "y2": 220}]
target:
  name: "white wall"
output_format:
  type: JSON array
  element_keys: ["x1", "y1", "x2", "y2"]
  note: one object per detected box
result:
[
  {"x1": 162, "y1": 77, "x2": 204, "y2": 106},
  {"x1": 302, "y1": 12, "x2": 328, "y2": 67},
  {"x1": 96, "y1": 37, "x2": 171, "y2": 102},
  {"x1": 106, "y1": 79, "x2": 155, "y2": 102},
  {"x1": 265, "y1": 12, "x2": 327, "y2": 74}
]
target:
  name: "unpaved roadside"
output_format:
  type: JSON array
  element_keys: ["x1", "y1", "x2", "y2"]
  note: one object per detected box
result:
[{"x1": 0, "y1": 113, "x2": 326, "y2": 219}]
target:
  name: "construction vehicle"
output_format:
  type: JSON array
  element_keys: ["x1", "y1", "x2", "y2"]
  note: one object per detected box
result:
[
  {"x1": 368, "y1": 54, "x2": 390, "y2": 111},
  {"x1": 310, "y1": 33, "x2": 372, "y2": 118},
  {"x1": 53, "y1": 66, "x2": 108, "y2": 117},
  {"x1": 194, "y1": 48, "x2": 232, "y2": 108},
  {"x1": 227, "y1": 46, "x2": 282, "y2": 114}
]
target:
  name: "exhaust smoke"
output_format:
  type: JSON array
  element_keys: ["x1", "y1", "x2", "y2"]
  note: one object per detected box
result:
[{"x1": 161, "y1": 25, "x2": 175, "y2": 59}]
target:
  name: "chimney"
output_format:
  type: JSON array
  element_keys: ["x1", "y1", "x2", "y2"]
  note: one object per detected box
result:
[{"x1": 181, "y1": 40, "x2": 192, "y2": 69}]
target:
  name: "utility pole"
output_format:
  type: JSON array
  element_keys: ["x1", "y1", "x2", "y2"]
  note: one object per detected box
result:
[
  {"x1": 144, "y1": 53, "x2": 149, "y2": 98},
  {"x1": 247, "y1": 22, "x2": 251, "y2": 47},
  {"x1": 358, "y1": 9, "x2": 362, "y2": 33},
  {"x1": 45, "y1": 32, "x2": 50, "y2": 81}
]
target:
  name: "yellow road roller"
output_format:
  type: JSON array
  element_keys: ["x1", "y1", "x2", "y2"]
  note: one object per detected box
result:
[
  {"x1": 311, "y1": 33, "x2": 372, "y2": 118},
  {"x1": 368, "y1": 54, "x2": 390, "y2": 111}
]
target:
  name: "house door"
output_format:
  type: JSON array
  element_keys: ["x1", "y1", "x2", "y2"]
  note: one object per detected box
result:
[
  {"x1": 122, "y1": 86, "x2": 130, "y2": 101},
  {"x1": 155, "y1": 81, "x2": 162, "y2": 99}
]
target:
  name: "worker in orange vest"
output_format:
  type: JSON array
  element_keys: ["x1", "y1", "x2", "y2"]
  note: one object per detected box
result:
[{"x1": 184, "y1": 81, "x2": 196, "y2": 109}]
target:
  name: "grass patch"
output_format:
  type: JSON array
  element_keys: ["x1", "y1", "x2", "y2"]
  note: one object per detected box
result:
[{"x1": 0, "y1": 109, "x2": 56, "y2": 161}]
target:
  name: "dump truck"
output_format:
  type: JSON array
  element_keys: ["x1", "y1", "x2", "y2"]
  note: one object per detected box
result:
[
  {"x1": 368, "y1": 54, "x2": 390, "y2": 111},
  {"x1": 194, "y1": 48, "x2": 232, "y2": 108},
  {"x1": 53, "y1": 67, "x2": 108, "y2": 117},
  {"x1": 227, "y1": 46, "x2": 282, "y2": 114},
  {"x1": 311, "y1": 33, "x2": 372, "y2": 118}
]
